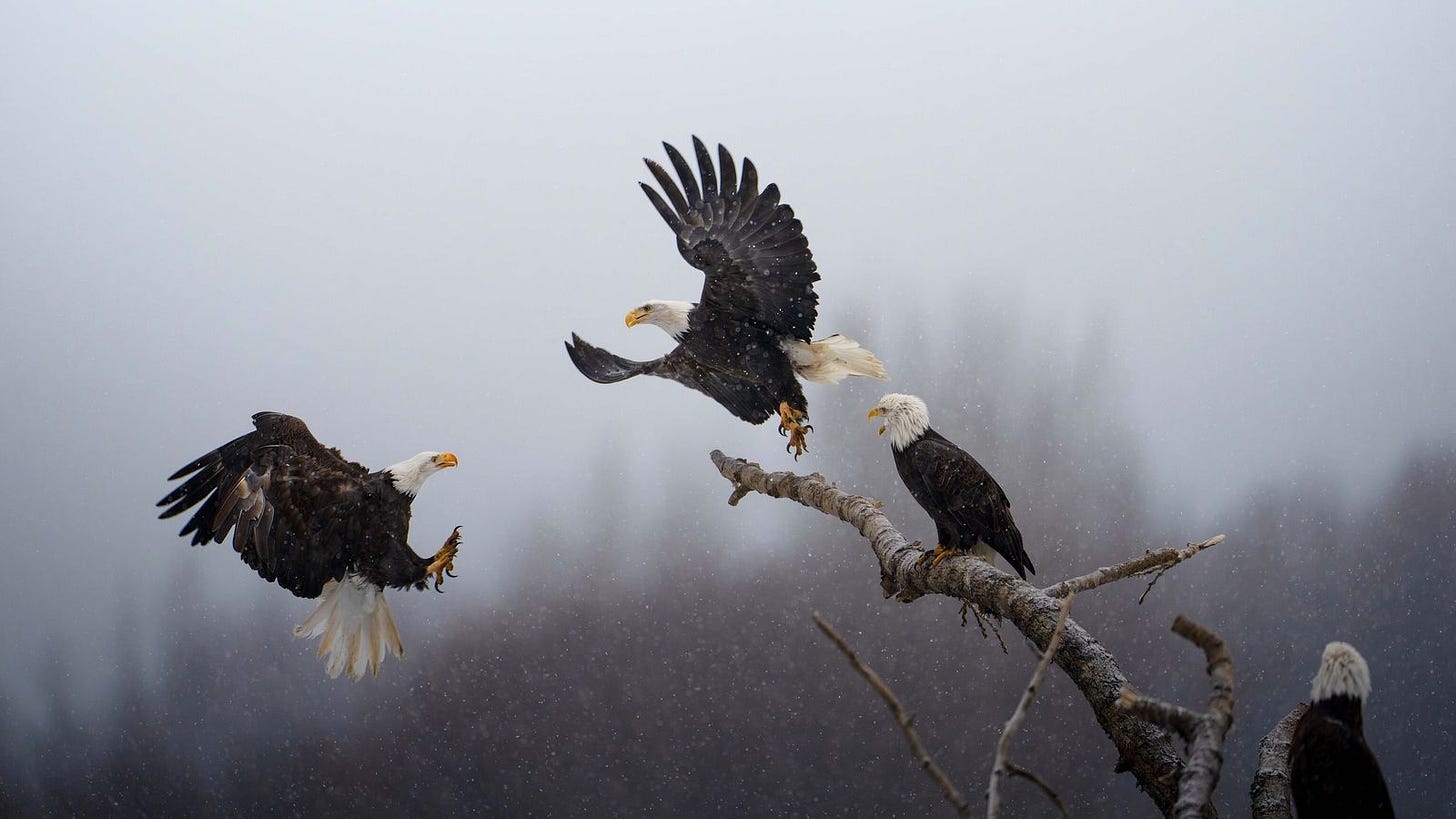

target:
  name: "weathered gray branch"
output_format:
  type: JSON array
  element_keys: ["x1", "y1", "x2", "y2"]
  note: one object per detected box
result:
[
  {"x1": 1042, "y1": 535, "x2": 1226, "y2": 599},
  {"x1": 813, "y1": 613, "x2": 972, "y2": 818},
  {"x1": 1250, "y1": 703, "x2": 1307, "y2": 819},
  {"x1": 710, "y1": 450, "x2": 1225, "y2": 817},
  {"x1": 988, "y1": 592, "x2": 1074, "y2": 819},
  {"x1": 1117, "y1": 616, "x2": 1235, "y2": 819}
]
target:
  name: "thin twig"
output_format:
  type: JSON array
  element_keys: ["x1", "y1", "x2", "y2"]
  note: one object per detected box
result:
[
  {"x1": 813, "y1": 613, "x2": 972, "y2": 818},
  {"x1": 988, "y1": 593, "x2": 1075, "y2": 819},
  {"x1": 1005, "y1": 762, "x2": 1070, "y2": 818},
  {"x1": 1250, "y1": 702, "x2": 1307, "y2": 819},
  {"x1": 1042, "y1": 535, "x2": 1226, "y2": 599}
]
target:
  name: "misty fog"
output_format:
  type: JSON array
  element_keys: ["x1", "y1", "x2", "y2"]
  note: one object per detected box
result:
[{"x1": 3, "y1": 2, "x2": 1454, "y2": 816}]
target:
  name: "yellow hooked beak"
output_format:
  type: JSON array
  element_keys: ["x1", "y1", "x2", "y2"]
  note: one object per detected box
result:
[
  {"x1": 436, "y1": 452, "x2": 459, "y2": 468},
  {"x1": 867, "y1": 407, "x2": 886, "y2": 436},
  {"x1": 625, "y1": 308, "x2": 649, "y2": 328}
]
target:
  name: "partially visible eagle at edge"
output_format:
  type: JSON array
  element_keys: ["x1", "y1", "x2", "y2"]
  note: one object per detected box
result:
[
  {"x1": 1289, "y1": 642, "x2": 1395, "y2": 818},
  {"x1": 157, "y1": 412, "x2": 461, "y2": 680},
  {"x1": 566, "y1": 137, "x2": 886, "y2": 458}
]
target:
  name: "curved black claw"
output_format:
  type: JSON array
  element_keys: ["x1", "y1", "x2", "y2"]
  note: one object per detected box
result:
[{"x1": 778, "y1": 424, "x2": 788, "y2": 437}]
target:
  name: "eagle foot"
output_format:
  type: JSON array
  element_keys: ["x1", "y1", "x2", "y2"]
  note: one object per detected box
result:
[
  {"x1": 426, "y1": 526, "x2": 463, "y2": 592},
  {"x1": 776, "y1": 402, "x2": 812, "y2": 460},
  {"x1": 919, "y1": 544, "x2": 960, "y2": 569}
]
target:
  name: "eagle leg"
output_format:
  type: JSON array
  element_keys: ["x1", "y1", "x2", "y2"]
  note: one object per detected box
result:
[
  {"x1": 425, "y1": 526, "x2": 463, "y2": 592},
  {"x1": 776, "y1": 401, "x2": 812, "y2": 460}
]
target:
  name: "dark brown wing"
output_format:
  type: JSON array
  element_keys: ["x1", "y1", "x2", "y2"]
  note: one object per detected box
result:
[
  {"x1": 157, "y1": 412, "x2": 378, "y2": 598},
  {"x1": 641, "y1": 137, "x2": 820, "y2": 342},
  {"x1": 564, "y1": 333, "x2": 659, "y2": 384},
  {"x1": 650, "y1": 344, "x2": 786, "y2": 424},
  {"x1": 904, "y1": 430, "x2": 1035, "y2": 578},
  {"x1": 1290, "y1": 706, "x2": 1395, "y2": 819}
]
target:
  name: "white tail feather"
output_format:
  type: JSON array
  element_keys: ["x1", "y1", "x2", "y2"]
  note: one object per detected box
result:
[
  {"x1": 785, "y1": 334, "x2": 889, "y2": 384},
  {"x1": 293, "y1": 575, "x2": 405, "y2": 681}
]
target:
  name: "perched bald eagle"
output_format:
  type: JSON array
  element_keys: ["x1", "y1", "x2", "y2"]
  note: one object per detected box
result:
[
  {"x1": 1289, "y1": 642, "x2": 1394, "y2": 818},
  {"x1": 157, "y1": 412, "x2": 462, "y2": 680},
  {"x1": 867, "y1": 394, "x2": 1035, "y2": 579},
  {"x1": 566, "y1": 138, "x2": 886, "y2": 458}
]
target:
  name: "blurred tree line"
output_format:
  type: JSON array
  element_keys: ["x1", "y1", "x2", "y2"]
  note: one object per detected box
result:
[{"x1": 3, "y1": 313, "x2": 1452, "y2": 817}]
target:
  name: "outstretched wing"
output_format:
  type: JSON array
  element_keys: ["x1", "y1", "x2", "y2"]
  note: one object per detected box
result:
[
  {"x1": 652, "y1": 345, "x2": 780, "y2": 424},
  {"x1": 157, "y1": 412, "x2": 375, "y2": 598},
  {"x1": 564, "y1": 333, "x2": 658, "y2": 384},
  {"x1": 907, "y1": 433, "x2": 1035, "y2": 578},
  {"x1": 565, "y1": 333, "x2": 779, "y2": 424},
  {"x1": 641, "y1": 137, "x2": 820, "y2": 342}
]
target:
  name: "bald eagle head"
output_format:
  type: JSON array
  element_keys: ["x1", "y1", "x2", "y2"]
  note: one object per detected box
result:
[
  {"x1": 386, "y1": 451, "x2": 459, "y2": 497},
  {"x1": 868, "y1": 393, "x2": 931, "y2": 451},
  {"x1": 1311, "y1": 641, "x2": 1372, "y2": 702},
  {"x1": 625, "y1": 300, "x2": 694, "y2": 339}
]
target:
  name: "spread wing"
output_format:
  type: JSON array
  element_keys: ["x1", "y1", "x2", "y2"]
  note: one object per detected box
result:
[
  {"x1": 564, "y1": 333, "x2": 777, "y2": 424},
  {"x1": 907, "y1": 433, "x2": 1035, "y2": 578},
  {"x1": 640, "y1": 137, "x2": 820, "y2": 342},
  {"x1": 157, "y1": 412, "x2": 376, "y2": 598},
  {"x1": 564, "y1": 333, "x2": 657, "y2": 384}
]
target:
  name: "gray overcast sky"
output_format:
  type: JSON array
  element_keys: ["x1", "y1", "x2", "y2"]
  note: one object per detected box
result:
[{"x1": 2, "y1": 2, "x2": 1454, "y2": 707}]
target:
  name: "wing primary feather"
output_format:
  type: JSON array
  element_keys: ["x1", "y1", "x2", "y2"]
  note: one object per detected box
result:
[
  {"x1": 640, "y1": 184, "x2": 684, "y2": 231},
  {"x1": 644, "y1": 159, "x2": 689, "y2": 217},
  {"x1": 732, "y1": 159, "x2": 761, "y2": 230},
  {"x1": 662, "y1": 142, "x2": 702, "y2": 208},
  {"x1": 692, "y1": 136, "x2": 717, "y2": 201},
  {"x1": 717, "y1": 144, "x2": 737, "y2": 197}
]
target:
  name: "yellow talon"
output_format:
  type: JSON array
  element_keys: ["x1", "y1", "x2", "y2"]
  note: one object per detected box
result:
[
  {"x1": 919, "y1": 544, "x2": 959, "y2": 569},
  {"x1": 776, "y1": 402, "x2": 812, "y2": 459},
  {"x1": 426, "y1": 526, "x2": 462, "y2": 592}
]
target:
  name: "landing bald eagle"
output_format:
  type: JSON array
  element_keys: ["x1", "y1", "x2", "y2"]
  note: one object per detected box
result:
[
  {"x1": 157, "y1": 412, "x2": 461, "y2": 680},
  {"x1": 1290, "y1": 642, "x2": 1394, "y2": 818},
  {"x1": 566, "y1": 138, "x2": 886, "y2": 458},
  {"x1": 868, "y1": 394, "x2": 1035, "y2": 579}
]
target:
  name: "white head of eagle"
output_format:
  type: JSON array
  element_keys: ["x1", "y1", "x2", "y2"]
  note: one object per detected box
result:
[
  {"x1": 387, "y1": 451, "x2": 459, "y2": 497},
  {"x1": 1311, "y1": 641, "x2": 1372, "y2": 702},
  {"x1": 869, "y1": 393, "x2": 931, "y2": 451},
  {"x1": 624, "y1": 300, "x2": 694, "y2": 339}
]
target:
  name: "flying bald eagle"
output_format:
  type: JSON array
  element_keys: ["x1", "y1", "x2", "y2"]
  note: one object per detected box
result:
[
  {"x1": 867, "y1": 394, "x2": 1035, "y2": 579},
  {"x1": 157, "y1": 412, "x2": 462, "y2": 680},
  {"x1": 1289, "y1": 642, "x2": 1394, "y2": 818},
  {"x1": 566, "y1": 138, "x2": 886, "y2": 458}
]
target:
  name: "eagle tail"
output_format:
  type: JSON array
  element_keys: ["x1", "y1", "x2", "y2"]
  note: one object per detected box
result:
[
  {"x1": 292, "y1": 574, "x2": 404, "y2": 681},
  {"x1": 790, "y1": 334, "x2": 888, "y2": 384}
]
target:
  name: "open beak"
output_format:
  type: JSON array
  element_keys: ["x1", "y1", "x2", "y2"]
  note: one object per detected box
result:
[
  {"x1": 867, "y1": 407, "x2": 886, "y2": 436},
  {"x1": 437, "y1": 452, "x2": 459, "y2": 468},
  {"x1": 625, "y1": 308, "x2": 649, "y2": 328}
]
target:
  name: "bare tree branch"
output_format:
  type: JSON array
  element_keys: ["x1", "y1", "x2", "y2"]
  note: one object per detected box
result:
[
  {"x1": 1042, "y1": 535, "x2": 1226, "y2": 600},
  {"x1": 1250, "y1": 703, "x2": 1308, "y2": 819},
  {"x1": 812, "y1": 613, "x2": 972, "y2": 818},
  {"x1": 711, "y1": 450, "x2": 1221, "y2": 817},
  {"x1": 1005, "y1": 762, "x2": 1069, "y2": 818},
  {"x1": 1116, "y1": 615, "x2": 1236, "y2": 819},
  {"x1": 988, "y1": 592, "x2": 1075, "y2": 819}
]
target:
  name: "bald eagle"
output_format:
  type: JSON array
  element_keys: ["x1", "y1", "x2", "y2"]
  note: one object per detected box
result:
[
  {"x1": 867, "y1": 394, "x2": 1035, "y2": 579},
  {"x1": 157, "y1": 412, "x2": 461, "y2": 680},
  {"x1": 1289, "y1": 642, "x2": 1394, "y2": 818},
  {"x1": 566, "y1": 138, "x2": 886, "y2": 458}
]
